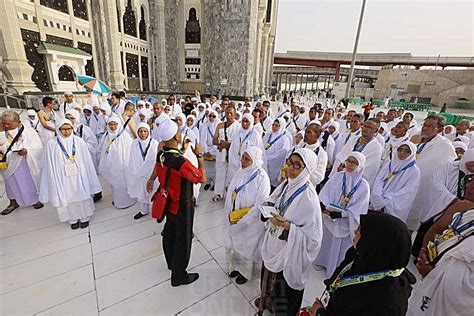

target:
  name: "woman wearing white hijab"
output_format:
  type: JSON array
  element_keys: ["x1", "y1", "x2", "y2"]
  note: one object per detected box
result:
[
  {"x1": 327, "y1": 121, "x2": 344, "y2": 164},
  {"x1": 227, "y1": 113, "x2": 264, "y2": 185},
  {"x1": 257, "y1": 148, "x2": 322, "y2": 315},
  {"x1": 39, "y1": 119, "x2": 102, "y2": 229},
  {"x1": 370, "y1": 141, "x2": 421, "y2": 222},
  {"x1": 26, "y1": 109, "x2": 40, "y2": 132},
  {"x1": 224, "y1": 146, "x2": 270, "y2": 284},
  {"x1": 98, "y1": 116, "x2": 136, "y2": 208},
  {"x1": 443, "y1": 124, "x2": 456, "y2": 141},
  {"x1": 314, "y1": 151, "x2": 370, "y2": 278},
  {"x1": 181, "y1": 128, "x2": 202, "y2": 204},
  {"x1": 200, "y1": 110, "x2": 220, "y2": 190},
  {"x1": 65, "y1": 109, "x2": 98, "y2": 168},
  {"x1": 128, "y1": 123, "x2": 159, "y2": 220},
  {"x1": 183, "y1": 114, "x2": 200, "y2": 143},
  {"x1": 262, "y1": 118, "x2": 291, "y2": 189}
]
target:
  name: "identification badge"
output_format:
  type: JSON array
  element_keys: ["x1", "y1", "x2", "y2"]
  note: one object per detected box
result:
[
  {"x1": 65, "y1": 162, "x2": 78, "y2": 177},
  {"x1": 265, "y1": 143, "x2": 271, "y2": 150},
  {"x1": 232, "y1": 191, "x2": 237, "y2": 201},
  {"x1": 320, "y1": 290, "x2": 330, "y2": 309}
]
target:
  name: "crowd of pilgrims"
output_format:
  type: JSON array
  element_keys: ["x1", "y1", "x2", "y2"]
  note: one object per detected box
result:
[{"x1": 1, "y1": 90, "x2": 472, "y2": 316}]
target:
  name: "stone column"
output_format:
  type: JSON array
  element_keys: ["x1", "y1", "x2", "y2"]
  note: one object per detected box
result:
[
  {"x1": 103, "y1": 0, "x2": 126, "y2": 90},
  {"x1": 253, "y1": 1, "x2": 266, "y2": 95},
  {"x1": 0, "y1": 0, "x2": 39, "y2": 93}
]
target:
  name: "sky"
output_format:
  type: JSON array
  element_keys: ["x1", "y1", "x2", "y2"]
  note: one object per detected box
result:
[{"x1": 275, "y1": 0, "x2": 474, "y2": 56}]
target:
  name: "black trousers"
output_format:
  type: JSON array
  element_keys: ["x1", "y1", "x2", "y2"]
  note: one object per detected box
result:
[
  {"x1": 260, "y1": 265, "x2": 304, "y2": 316},
  {"x1": 162, "y1": 199, "x2": 195, "y2": 281}
]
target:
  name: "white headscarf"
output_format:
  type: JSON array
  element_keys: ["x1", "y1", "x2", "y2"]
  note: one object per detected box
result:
[
  {"x1": 239, "y1": 113, "x2": 255, "y2": 137},
  {"x1": 137, "y1": 122, "x2": 151, "y2": 147},
  {"x1": 106, "y1": 116, "x2": 122, "y2": 136},
  {"x1": 272, "y1": 118, "x2": 286, "y2": 136},
  {"x1": 99, "y1": 101, "x2": 111, "y2": 116},
  {"x1": 343, "y1": 151, "x2": 366, "y2": 189},
  {"x1": 186, "y1": 114, "x2": 197, "y2": 128},
  {"x1": 389, "y1": 140, "x2": 417, "y2": 172},
  {"x1": 459, "y1": 148, "x2": 474, "y2": 174},
  {"x1": 454, "y1": 135, "x2": 470, "y2": 145},
  {"x1": 329, "y1": 121, "x2": 340, "y2": 133},
  {"x1": 453, "y1": 141, "x2": 468, "y2": 152},
  {"x1": 176, "y1": 113, "x2": 186, "y2": 131},
  {"x1": 27, "y1": 109, "x2": 39, "y2": 126},
  {"x1": 243, "y1": 146, "x2": 264, "y2": 171},
  {"x1": 289, "y1": 148, "x2": 318, "y2": 188},
  {"x1": 65, "y1": 109, "x2": 81, "y2": 127}
]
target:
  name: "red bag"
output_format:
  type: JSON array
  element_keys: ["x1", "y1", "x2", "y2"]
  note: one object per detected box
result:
[{"x1": 151, "y1": 167, "x2": 171, "y2": 223}]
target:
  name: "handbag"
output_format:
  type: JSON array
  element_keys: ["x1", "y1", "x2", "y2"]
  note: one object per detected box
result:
[
  {"x1": 151, "y1": 167, "x2": 172, "y2": 223},
  {"x1": 0, "y1": 125, "x2": 25, "y2": 171},
  {"x1": 229, "y1": 207, "x2": 252, "y2": 225}
]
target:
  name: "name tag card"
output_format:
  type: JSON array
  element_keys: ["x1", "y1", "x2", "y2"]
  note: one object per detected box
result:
[{"x1": 65, "y1": 162, "x2": 78, "y2": 177}]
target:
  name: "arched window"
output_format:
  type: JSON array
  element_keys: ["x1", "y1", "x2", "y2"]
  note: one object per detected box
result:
[
  {"x1": 123, "y1": 0, "x2": 137, "y2": 37},
  {"x1": 139, "y1": 6, "x2": 147, "y2": 41},
  {"x1": 58, "y1": 65, "x2": 75, "y2": 81},
  {"x1": 185, "y1": 8, "x2": 200, "y2": 44}
]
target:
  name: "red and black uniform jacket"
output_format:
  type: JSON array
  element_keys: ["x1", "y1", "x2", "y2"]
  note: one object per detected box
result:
[{"x1": 152, "y1": 147, "x2": 203, "y2": 221}]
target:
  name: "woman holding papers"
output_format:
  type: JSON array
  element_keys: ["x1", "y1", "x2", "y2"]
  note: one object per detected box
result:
[
  {"x1": 224, "y1": 146, "x2": 270, "y2": 285},
  {"x1": 314, "y1": 151, "x2": 370, "y2": 278}
]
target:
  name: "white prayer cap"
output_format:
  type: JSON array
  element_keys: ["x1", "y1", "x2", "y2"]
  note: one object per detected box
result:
[
  {"x1": 137, "y1": 100, "x2": 146, "y2": 107},
  {"x1": 191, "y1": 97, "x2": 198, "y2": 102},
  {"x1": 161, "y1": 98, "x2": 167, "y2": 103},
  {"x1": 454, "y1": 135, "x2": 470, "y2": 145},
  {"x1": 308, "y1": 119, "x2": 321, "y2": 126},
  {"x1": 198, "y1": 103, "x2": 206, "y2": 109},
  {"x1": 328, "y1": 121, "x2": 340, "y2": 131},
  {"x1": 158, "y1": 118, "x2": 178, "y2": 142},
  {"x1": 453, "y1": 141, "x2": 468, "y2": 151},
  {"x1": 27, "y1": 109, "x2": 37, "y2": 116},
  {"x1": 214, "y1": 105, "x2": 222, "y2": 111},
  {"x1": 83, "y1": 104, "x2": 93, "y2": 112},
  {"x1": 243, "y1": 145, "x2": 264, "y2": 169},
  {"x1": 64, "y1": 91, "x2": 73, "y2": 96},
  {"x1": 65, "y1": 109, "x2": 80, "y2": 123}
]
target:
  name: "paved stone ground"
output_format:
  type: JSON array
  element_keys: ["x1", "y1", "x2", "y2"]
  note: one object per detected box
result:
[{"x1": 0, "y1": 181, "x2": 330, "y2": 315}]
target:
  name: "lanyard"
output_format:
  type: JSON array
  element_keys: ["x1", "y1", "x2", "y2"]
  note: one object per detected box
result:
[
  {"x1": 266, "y1": 133, "x2": 285, "y2": 150},
  {"x1": 416, "y1": 142, "x2": 427, "y2": 158},
  {"x1": 138, "y1": 139, "x2": 152, "y2": 160},
  {"x1": 340, "y1": 173, "x2": 362, "y2": 206},
  {"x1": 85, "y1": 116, "x2": 91, "y2": 125},
  {"x1": 345, "y1": 130, "x2": 360, "y2": 144},
  {"x1": 328, "y1": 261, "x2": 405, "y2": 294},
  {"x1": 333, "y1": 134, "x2": 339, "y2": 141},
  {"x1": 239, "y1": 130, "x2": 253, "y2": 154},
  {"x1": 207, "y1": 125, "x2": 214, "y2": 139},
  {"x1": 56, "y1": 137, "x2": 76, "y2": 161},
  {"x1": 278, "y1": 182, "x2": 309, "y2": 215},
  {"x1": 93, "y1": 114, "x2": 99, "y2": 122},
  {"x1": 105, "y1": 128, "x2": 126, "y2": 154},
  {"x1": 353, "y1": 137, "x2": 369, "y2": 152},
  {"x1": 232, "y1": 169, "x2": 261, "y2": 201},
  {"x1": 384, "y1": 159, "x2": 416, "y2": 187}
]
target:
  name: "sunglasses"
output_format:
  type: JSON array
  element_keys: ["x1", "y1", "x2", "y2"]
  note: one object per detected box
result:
[{"x1": 209, "y1": 115, "x2": 216, "y2": 118}]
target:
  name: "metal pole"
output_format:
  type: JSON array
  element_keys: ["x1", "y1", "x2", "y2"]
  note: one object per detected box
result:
[{"x1": 345, "y1": 0, "x2": 367, "y2": 99}]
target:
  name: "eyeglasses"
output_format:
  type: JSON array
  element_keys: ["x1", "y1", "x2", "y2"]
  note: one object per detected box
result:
[
  {"x1": 286, "y1": 158, "x2": 305, "y2": 170},
  {"x1": 345, "y1": 158, "x2": 359, "y2": 166},
  {"x1": 59, "y1": 127, "x2": 73, "y2": 132},
  {"x1": 397, "y1": 147, "x2": 412, "y2": 154},
  {"x1": 208, "y1": 115, "x2": 216, "y2": 118}
]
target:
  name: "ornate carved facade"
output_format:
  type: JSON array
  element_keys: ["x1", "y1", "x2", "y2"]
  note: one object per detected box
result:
[{"x1": 1, "y1": 0, "x2": 278, "y2": 96}]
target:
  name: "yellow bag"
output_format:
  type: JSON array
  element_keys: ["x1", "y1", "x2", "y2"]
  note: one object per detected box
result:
[
  {"x1": 229, "y1": 207, "x2": 252, "y2": 225},
  {"x1": 0, "y1": 154, "x2": 6, "y2": 171}
]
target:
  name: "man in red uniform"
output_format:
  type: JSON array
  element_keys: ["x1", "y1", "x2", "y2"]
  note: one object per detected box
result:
[{"x1": 147, "y1": 119, "x2": 206, "y2": 287}]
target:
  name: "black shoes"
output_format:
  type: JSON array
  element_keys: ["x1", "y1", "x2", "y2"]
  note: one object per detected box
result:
[
  {"x1": 134, "y1": 212, "x2": 146, "y2": 220},
  {"x1": 236, "y1": 274, "x2": 247, "y2": 284},
  {"x1": 204, "y1": 183, "x2": 211, "y2": 190},
  {"x1": 71, "y1": 221, "x2": 80, "y2": 230},
  {"x1": 80, "y1": 221, "x2": 89, "y2": 229},
  {"x1": 171, "y1": 273, "x2": 199, "y2": 287},
  {"x1": 228, "y1": 270, "x2": 239, "y2": 278},
  {"x1": 93, "y1": 192, "x2": 103, "y2": 202}
]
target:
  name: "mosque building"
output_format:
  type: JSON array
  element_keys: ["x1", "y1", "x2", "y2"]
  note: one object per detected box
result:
[{"x1": 0, "y1": 0, "x2": 279, "y2": 97}]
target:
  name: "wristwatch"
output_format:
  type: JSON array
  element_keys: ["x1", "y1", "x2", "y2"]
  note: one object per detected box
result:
[{"x1": 196, "y1": 152, "x2": 204, "y2": 159}]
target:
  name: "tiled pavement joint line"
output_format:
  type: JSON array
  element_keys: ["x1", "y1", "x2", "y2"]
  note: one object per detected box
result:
[
  {"x1": 32, "y1": 290, "x2": 97, "y2": 316},
  {"x1": 89, "y1": 229, "x2": 101, "y2": 315},
  {"x1": 89, "y1": 213, "x2": 150, "y2": 237},
  {"x1": 175, "y1": 282, "x2": 233, "y2": 315},
  {"x1": 91, "y1": 227, "x2": 160, "y2": 256},
  {"x1": 0, "y1": 234, "x2": 90, "y2": 269},
  {"x1": 1, "y1": 262, "x2": 92, "y2": 296},
  {"x1": 97, "y1": 257, "x2": 216, "y2": 313}
]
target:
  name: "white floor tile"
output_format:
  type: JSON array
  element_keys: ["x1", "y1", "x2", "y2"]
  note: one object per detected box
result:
[
  {"x1": 99, "y1": 260, "x2": 230, "y2": 316},
  {"x1": 90, "y1": 220, "x2": 160, "y2": 255},
  {"x1": 0, "y1": 233, "x2": 89, "y2": 270},
  {"x1": 0, "y1": 223, "x2": 85, "y2": 256},
  {"x1": 178, "y1": 283, "x2": 256, "y2": 315},
  {"x1": 193, "y1": 208, "x2": 225, "y2": 234},
  {"x1": 95, "y1": 241, "x2": 211, "y2": 310},
  {"x1": 36, "y1": 291, "x2": 98, "y2": 316},
  {"x1": 0, "y1": 265, "x2": 95, "y2": 316},
  {"x1": 1, "y1": 244, "x2": 92, "y2": 295},
  {"x1": 0, "y1": 211, "x2": 60, "y2": 239},
  {"x1": 89, "y1": 203, "x2": 136, "y2": 225},
  {"x1": 195, "y1": 224, "x2": 224, "y2": 252},
  {"x1": 93, "y1": 235, "x2": 163, "y2": 278},
  {"x1": 89, "y1": 212, "x2": 149, "y2": 237}
]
